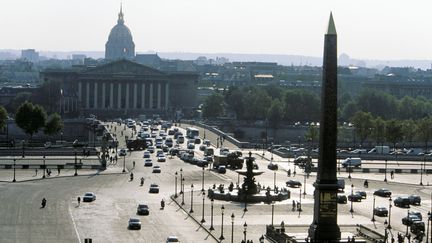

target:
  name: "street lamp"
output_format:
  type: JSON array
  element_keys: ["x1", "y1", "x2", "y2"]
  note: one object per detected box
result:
[
  {"x1": 298, "y1": 188, "x2": 302, "y2": 212},
  {"x1": 384, "y1": 159, "x2": 388, "y2": 182},
  {"x1": 209, "y1": 198, "x2": 215, "y2": 230},
  {"x1": 174, "y1": 171, "x2": 178, "y2": 198},
  {"x1": 371, "y1": 195, "x2": 376, "y2": 222},
  {"x1": 219, "y1": 205, "x2": 225, "y2": 241},
  {"x1": 12, "y1": 158, "x2": 16, "y2": 182},
  {"x1": 420, "y1": 156, "x2": 425, "y2": 186},
  {"x1": 273, "y1": 169, "x2": 276, "y2": 191},
  {"x1": 244, "y1": 185, "x2": 248, "y2": 212},
  {"x1": 201, "y1": 191, "x2": 206, "y2": 223},
  {"x1": 122, "y1": 154, "x2": 126, "y2": 173},
  {"x1": 22, "y1": 140, "x2": 25, "y2": 158},
  {"x1": 387, "y1": 197, "x2": 392, "y2": 229},
  {"x1": 271, "y1": 201, "x2": 275, "y2": 226},
  {"x1": 303, "y1": 173, "x2": 307, "y2": 197},
  {"x1": 348, "y1": 159, "x2": 352, "y2": 179},
  {"x1": 243, "y1": 222, "x2": 248, "y2": 243},
  {"x1": 180, "y1": 168, "x2": 183, "y2": 194},
  {"x1": 426, "y1": 211, "x2": 431, "y2": 243},
  {"x1": 201, "y1": 166, "x2": 205, "y2": 192},
  {"x1": 231, "y1": 213, "x2": 235, "y2": 243},
  {"x1": 43, "y1": 154, "x2": 46, "y2": 178},
  {"x1": 350, "y1": 184, "x2": 354, "y2": 213},
  {"x1": 405, "y1": 209, "x2": 410, "y2": 236},
  {"x1": 181, "y1": 178, "x2": 185, "y2": 205},
  {"x1": 74, "y1": 151, "x2": 78, "y2": 176}
]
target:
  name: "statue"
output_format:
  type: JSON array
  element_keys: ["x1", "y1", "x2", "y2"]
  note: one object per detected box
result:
[{"x1": 241, "y1": 151, "x2": 258, "y2": 195}]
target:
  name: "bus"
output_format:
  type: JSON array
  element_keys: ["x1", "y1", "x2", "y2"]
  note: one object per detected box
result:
[{"x1": 186, "y1": 127, "x2": 199, "y2": 139}]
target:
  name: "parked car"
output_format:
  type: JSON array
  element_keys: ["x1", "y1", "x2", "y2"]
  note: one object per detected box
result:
[
  {"x1": 409, "y1": 195, "x2": 421, "y2": 205},
  {"x1": 166, "y1": 236, "x2": 180, "y2": 243},
  {"x1": 373, "y1": 207, "x2": 388, "y2": 217},
  {"x1": 128, "y1": 218, "x2": 142, "y2": 230},
  {"x1": 348, "y1": 193, "x2": 362, "y2": 202},
  {"x1": 267, "y1": 163, "x2": 278, "y2": 170},
  {"x1": 286, "y1": 180, "x2": 302, "y2": 188},
  {"x1": 149, "y1": 183, "x2": 160, "y2": 193},
  {"x1": 341, "y1": 158, "x2": 362, "y2": 168},
  {"x1": 197, "y1": 159, "x2": 209, "y2": 167},
  {"x1": 217, "y1": 165, "x2": 226, "y2": 174},
  {"x1": 355, "y1": 191, "x2": 367, "y2": 199},
  {"x1": 337, "y1": 195, "x2": 347, "y2": 204},
  {"x1": 152, "y1": 165, "x2": 161, "y2": 173},
  {"x1": 373, "y1": 188, "x2": 392, "y2": 197},
  {"x1": 293, "y1": 156, "x2": 311, "y2": 166},
  {"x1": 137, "y1": 204, "x2": 149, "y2": 215},
  {"x1": 402, "y1": 214, "x2": 421, "y2": 226},
  {"x1": 83, "y1": 192, "x2": 96, "y2": 202},
  {"x1": 144, "y1": 159, "x2": 153, "y2": 167},
  {"x1": 394, "y1": 196, "x2": 411, "y2": 208},
  {"x1": 411, "y1": 221, "x2": 425, "y2": 234}
]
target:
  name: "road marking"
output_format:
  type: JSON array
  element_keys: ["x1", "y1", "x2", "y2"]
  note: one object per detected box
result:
[{"x1": 68, "y1": 204, "x2": 82, "y2": 243}]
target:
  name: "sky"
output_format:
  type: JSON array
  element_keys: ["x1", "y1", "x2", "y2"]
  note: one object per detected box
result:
[{"x1": 0, "y1": 0, "x2": 431, "y2": 60}]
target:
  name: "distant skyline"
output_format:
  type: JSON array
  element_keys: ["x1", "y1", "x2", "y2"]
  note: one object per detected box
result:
[{"x1": 0, "y1": 0, "x2": 431, "y2": 60}]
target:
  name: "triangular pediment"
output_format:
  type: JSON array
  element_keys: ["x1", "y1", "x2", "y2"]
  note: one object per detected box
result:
[{"x1": 83, "y1": 59, "x2": 165, "y2": 76}]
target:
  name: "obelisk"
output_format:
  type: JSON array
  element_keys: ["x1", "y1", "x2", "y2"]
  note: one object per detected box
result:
[{"x1": 308, "y1": 13, "x2": 341, "y2": 241}]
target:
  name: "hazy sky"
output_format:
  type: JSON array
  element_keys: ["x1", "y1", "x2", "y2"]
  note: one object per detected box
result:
[{"x1": 1, "y1": 0, "x2": 431, "y2": 60}]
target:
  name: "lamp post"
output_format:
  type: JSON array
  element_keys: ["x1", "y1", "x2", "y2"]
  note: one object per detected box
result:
[
  {"x1": 243, "y1": 222, "x2": 248, "y2": 243},
  {"x1": 181, "y1": 178, "x2": 185, "y2": 205},
  {"x1": 43, "y1": 155, "x2": 46, "y2": 178},
  {"x1": 219, "y1": 205, "x2": 225, "y2": 241},
  {"x1": 122, "y1": 154, "x2": 126, "y2": 173},
  {"x1": 426, "y1": 211, "x2": 431, "y2": 243},
  {"x1": 244, "y1": 185, "x2": 248, "y2": 212},
  {"x1": 271, "y1": 202, "x2": 275, "y2": 226},
  {"x1": 303, "y1": 173, "x2": 307, "y2": 197},
  {"x1": 387, "y1": 197, "x2": 392, "y2": 229},
  {"x1": 298, "y1": 188, "x2": 302, "y2": 212},
  {"x1": 209, "y1": 198, "x2": 215, "y2": 230},
  {"x1": 12, "y1": 158, "x2": 16, "y2": 182},
  {"x1": 384, "y1": 159, "x2": 388, "y2": 182},
  {"x1": 420, "y1": 156, "x2": 425, "y2": 186},
  {"x1": 174, "y1": 171, "x2": 178, "y2": 198},
  {"x1": 350, "y1": 184, "x2": 354, "y2": 213},
  {"x1": 201, "y1": 166, "x2": 205, "y2": 192},
  {"x1": 405, "y1": 209, "x2": 410, "y2": 237},
  {"x1": 273, "y1": 169, "x2": 276, "y2": 191},
  {"x1": 60, "y1": 132, "x2": 63, "y2": 144},
  {"x1": 74, "y1": 151, "x2": 78, "y2": 176},
  {"x1": 371, "y1": 195, "x2": 376, "y2": 222},
  {"x1": 231, "y1": 213, "x2": 235, "y2": 243},
  {"x1": 348, "y1": 159, "x2": 352, "y2": 179},
  {"x1": 22, "y1": 140, "x2": 25, "y2": 158},
  {"x1": 180, "y1": 168, "x2": 183, "y2": 194},
  {"x1": 201, "y1": 191, "x2": 206, "y2": 223}
]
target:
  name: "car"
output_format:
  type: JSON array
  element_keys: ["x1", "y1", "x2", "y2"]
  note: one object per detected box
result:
[
  {"x1": 204, "y1": 156, "x2": 213, "y2": 162},
  {"x1": 394, "y1": 196, "x2": 411, "y2": 208},
  {"x1": 267, "y1": 163, "x2": 278, "y2": 170},
  {"x1": 119, "y1": 148, "x2": 127, "y2": 156},
  {"x1": 355, "y1": 191, "x2": 367, "y2": 199},
  {"x1": 152, "y1": 165, "x2": 161, "y2": 173},
  {"x1": 373, "y1": 188, "x2": 392, "y2": 197},
  {"x1": 148, "y1": 146, "x2": 155, "y2": 153},
  {"x1": 348, "y1": 193, "x2": 362, "y2": 202},
  {"x1": 411, "y1": 221, "x2": 425, "y2": 234},
  {"x1": 199, "y1": 145, "x2": 207, "y2": 151},
  {"x1": 373, "y1": 207, "x2": 388, "y2": 217},
  {"x1": 408, "y1": 195, "x2": 421, "y2": 205},
  {"x1": 162, "y1": 145, "x2": 169, "y2": 152},
  {"x1": 187, "y1": 143, "x2": 195, "y2": 149},
  {"x1": 337, "y1": 195, "x2": 347, "y2": 204},
  {"x1": 197, "y1": 159, "x2": 209, "y2": 167},
  {"x1": 144, "y1": 159, "x2": 153, "y2": 167},
  {"x1": 157, "y1": 155, "x2": 166, "y2": 162},
  {"x1": 166, "y1": 236, "x2": 180, "y2": 242},
  {"x1": 293, "y1": 156, "x2": 311, "y2": 166},
  {"x1": 128, "y1": 218, "x2": 142, "y2": 230},
  {"x1": 203, "y1": 139, "x2": 211, "y2": 146},
  {"x1": 156, "y1": 142, "x2": 163, "y2": 149},
  {"x1": 168, "y1": 129, "x2": 175, "y2": 135},
  {"x1": 169, "y1": 148, "x2": 180, "y2": 156},
  {"x1": 402, "y1": 214, "x2": 422, "y2": 226},
  {"x1": 156, "y1": 150, "x2": 164, "y2": 157},
  {"x1": 341, "y1": 158, "x2": 362, "y2": 168},
  {"x1": 137, "y1": 204, "x2": 149, "y2": 215},
  {"x1": 83, "y1": 192, "x2": 96, "y2": 202},
  {"x1": 149, "y1": 183, "x2": 160, "y2": 193},
  {"x1": 217, "y1": 165, "x2": 226, "y2": 174},
  {"x1": 286, "y1": 180, "x2": 302, "y2": 188},
  {"x1": 143, "y1": 151, "x2": 151, "y2": 158}
]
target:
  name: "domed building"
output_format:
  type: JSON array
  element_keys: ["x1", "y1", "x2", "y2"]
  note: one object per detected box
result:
[{"x1": 105, "y1": 6, "x2": 135, "y2": 60}]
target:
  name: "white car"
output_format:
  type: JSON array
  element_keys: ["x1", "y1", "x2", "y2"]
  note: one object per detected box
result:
[
  {"x1": 157, "y1": 155, "x2": 166, "y2": 162},
  {"x1": 187, "y1": 143, "x2": 195, "y2": 149},
  {"x1": 144, "y1": 159, "x2": 153, "y2": 167},
  {"x1": 83, "y1": 192, "x2": 96, "y2": 202},
  {"x1": 143, "y1": 151, "x2": 151, "y2": 158}
]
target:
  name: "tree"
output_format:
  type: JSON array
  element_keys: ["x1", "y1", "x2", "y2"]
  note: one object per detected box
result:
[
  {"x1": 401, "y1": 119, "x2": 416, "y2": 147},
  {"x1": 415, "y1": 117, "x2": 432, "y2": 152},
  {"x1": 385, "y1": 119, "x2": 403, "y2": 150},
  {"x1": 224, "y1": 86, "x2": 245, "y2": 119},
  {"x1": 304, "y1": 124, "x2": 319, "y2": 147},
  {"x1": 202, "y1": 93, "x2": 224, "y2": 118},
  {"x1": 0, "y1": 106, "x2": 7, "y2": 130},
  {"x1": 44, "y1": 113, "x2": 64, "y2": 140},
  {"x1": 267, "y1": 99, "x2": 284, "y2": 143},
  {"x1": 350, "y1": 111, "x2": 374, "y2": 147},
  {"x1": 15, "y1": 101, "x2": 47, "y2": 139},
  {"x1": 355, "y1": 89, "x2": 398, "y2": 119}
]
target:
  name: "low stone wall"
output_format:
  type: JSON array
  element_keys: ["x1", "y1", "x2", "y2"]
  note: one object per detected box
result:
[{"x1": 207, "y1": 189, "x2": 290, "y2": 203}]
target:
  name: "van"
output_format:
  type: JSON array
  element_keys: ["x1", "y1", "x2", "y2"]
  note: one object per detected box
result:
[
  {"x1": 341, "y1": 158, "x2": 361, "y2": 168},
  {"x1": 368, "y1": 146, "x2": 390, "y2": 154},
  {"x1": 177, "y1": 136, "x2": 184, "y2": 144},
  {"x1": 204, "y1": 147, "x2": 214, "y2": 156}
]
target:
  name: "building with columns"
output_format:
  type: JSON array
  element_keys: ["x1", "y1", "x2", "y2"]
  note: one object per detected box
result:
[{"x1": 40, "y1": 59, "x2": 198, "y2": 118}]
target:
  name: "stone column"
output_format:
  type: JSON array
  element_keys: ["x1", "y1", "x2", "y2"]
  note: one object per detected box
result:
[
  {"x1": 93, "y1": 82, "x2": 98, "y2": 109},
  {"x1": 308, "y1": 13, "x2": 341, "y2": 241},
  {"x1": 157, "y1": 83, "x2": 162, "y2": 109},
  {"x1": 110, "y1": 83, "x2": 114, "y2": 109},
  {"x1": 117, "y1": 82, "x2": 122, "y2": 109},
  {"x1": 149, "y1": 83, "x2": 153, "y2": 109},
  {"x1": 165, "y1": 82, "x2": 169, "y2": 110},
  {"x1": 141, "y1": 83, "x2": 145, "y2": 109},
  {"x1": 133, "y1": 83, "x2": 138, "y2": 109},
  {"x1": 125, "y1": 83, "x2": 130, "y2": 109},
  {"x1": 78, "y1": 82, "x2": 82, "y2": 102},
  {"x1": 86, "y1": 82, "x2": 90, "y2": 109},
  {"x1": 102, "y1": 82, "x2": 106, "y2": 109}
]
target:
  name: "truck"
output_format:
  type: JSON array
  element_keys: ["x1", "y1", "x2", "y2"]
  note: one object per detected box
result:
[
  {"x1": 126, "y1": 139, "x2": 147, "y2": 151},
  {"x1": 213, "y1": 151, "x2": 244, "y2": 170},
  {"x1": 368, "y1": 146, "x2": 390, "y2": 154}
]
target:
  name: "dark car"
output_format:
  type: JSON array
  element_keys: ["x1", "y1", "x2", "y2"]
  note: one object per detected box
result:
[
  {"x1": 373, "y1": 188, "x2": 392, "y2": 197},
  {"x1": 286, "y1": 180, "x2": 302, "y2": 188},
  {"x1": 394, "y1": 196, "x2": 411, "y2": 208},
  {"x1": 267, "y1": 163, "x2": 278, "y2": 170},
  {"x1": 408, "y1": 195, "x2": 421, "y2": 205},
  {"x1": 293, "y1": 156, "x2": 311, "y2": 166},
  {"x1": 149, "y1": 183, "x2": 160, "y2": 193},
  {"x1": 355, "y1": 191, "x2": 367, "y2": 199},
  {"x1": 411, "y1": 221, "x2": 425, "y2": 234},
  {"x1": 402, "y1": 214, "x2": 421, "y2": 226},
  {"x1": 217, "y1": 166, "x2": 226, "y2": 174},
  {"x1": 348, "y1": 193, "x2": 362, "y2": 202},
  {"x1": 137, "y1": 204, "x2": 149, "y2": 215},
  {"x1": 373, "y1": 207, "x2": 388, "y2": 217},
  {"x1": 337, "y1": 195, "x2": 347, "y2": 204},
  {"x1": 128, "y1": 218, "x2": 142, "y2": 230}
]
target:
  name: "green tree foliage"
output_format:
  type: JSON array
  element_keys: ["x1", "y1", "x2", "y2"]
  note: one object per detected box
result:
[
  {"x1": 224, "y1": 86, "x2": 245, "y2": 119},
  {"x1": 0, "y1": 106, "x2": 7, "y2": 130},
  {"x1": 385, "y1": 119, "x2": 403, "y2": 149},
  {"x1": 355, "y1": 89, "x2": 398, "y2": 119},
  {"x1": 415, "y1": 117, "x2": 432, "y2": 151},
  {"x1": 242, "y1": 88, "x2": 272, "y2": 120},
  {"x1": 401, "y1": 119, "x2": 416, "y2": 147},
  {"x1": 44, "y1": 113, "x2": 64, "y2": 137},
  {"x1": 350, "y1": 111, "x2": 374, "y2": 146},
  {"x1": 202, "y1": 93, "x2": 224, "y2": 118},
  {"x1": 283, "y1": 90, "x2": 320, "y2": 122},
  {"x1": 372, "y1": 117, "x2": 386, "y2": 146},
  {"x1": 304, "y1": 124, "x2": 319, "y2": 145},
  {"x1": 267, "y1": 99, "x2": 284, "y2": 129},
  {"x1": 15, "y1": 101, "x2": 47, "y2": 139}
]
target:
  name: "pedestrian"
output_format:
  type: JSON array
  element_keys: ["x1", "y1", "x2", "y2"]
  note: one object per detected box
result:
[
  {"x1": 58, "y1": 168, "x2": 61, "y2": 175},
  {"x1": 390, "y1": 170, "x2": 394, "y2": 179},
  {"x1": 35, "y1": 169, "x2": 38, "y2": 176},
  {"x1": 77, "y1": 197, "x2": 81, "y2": 205},
  {"x1": 133, "y1": 161, "x2": 135, "y2": 168},
  {"x1": 292, "y1": 200, "x2": 296, "y2": 210},
  {"x1": 287, "y1": 169, "x2": 291, "y2": 177},
  {"x1": 297, "y1": 201, "x2": 301, "y2": 211},
  {"x1": 293, "y1": 170, "x2": 296, "y2": 177}
]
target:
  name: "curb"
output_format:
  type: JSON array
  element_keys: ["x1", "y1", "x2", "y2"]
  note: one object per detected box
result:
[{"x1": 0, "y1": 170, "x2": 128, "y2": 183}]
